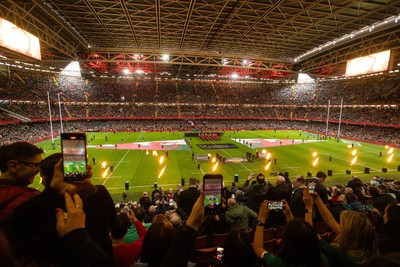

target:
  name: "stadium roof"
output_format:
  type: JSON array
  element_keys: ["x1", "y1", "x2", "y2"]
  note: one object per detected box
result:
[{"x1": 0, "y1": 0, "x2": 399, "y2": 80}]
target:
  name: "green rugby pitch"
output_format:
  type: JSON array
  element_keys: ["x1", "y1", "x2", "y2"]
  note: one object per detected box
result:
[{"x1": 32, "y1": 130, "x2": 400, "y2": 201}]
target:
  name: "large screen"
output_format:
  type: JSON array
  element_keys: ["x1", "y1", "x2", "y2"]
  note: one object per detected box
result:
[
  {"x1": 0, "y1": 18, "x2": 41, "y2": 60},
  {"x1": 345, "y1": 50, "x2": 390, "y2": 77}
]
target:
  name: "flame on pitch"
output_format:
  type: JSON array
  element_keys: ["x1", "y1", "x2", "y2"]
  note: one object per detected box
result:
[
  {"x1": 102, "y1": 167, "x2": 110, "y2": 178},
  {"x1": 152, "y1": 151, "x2": 158, "y2": 157},
  {"x1": 347, "y1": 144, "x2": 353, "y2": 148},
  {"x1": 159, "y1": 155, "x2": 164, "y2": 165},
  {"x1": 211, "y1": 157, "x2": 216, "y2": 163},
  {"x1": 212, "y1": 162, "x2": 219, "y2": 172},
  {"x1": 351, "y1": 149, "x2": 357, "y2": 156},
  {"x1": 146, "y1": 150, "x2": 149, "y2": 155},
  {"x1": 312, "y1": 152, "x2": 318, "y2": 158},
  {"x1": 101, "y1": 161, "x2": 107, "y2": 168},
  {"x1": 388, "y1": 147, "x2": 394, "y2": 155},
  {"x1": 387, "y1": 154, "x2": 394, "y2": 163},
  {"x1": 351, "y1": 156, "x2": 358, "y2": 166},
  {"x1": 312, "y1": 157, "x2": 319, "y2": 167},
  {"x1": 265, "y1": 161, "x2": 271, "y2": 170},
  {"x1": 266, "y1": 152, "x2": 271, "y2": 160},
  {"x1": 262, "y1": 149, "x2": 267, "y2": 154},
  {"x1": 158, "y1": 165, "x2": 166, "y2": 179},
  {"x1": 384, "y1": 145, "x2": 390, "y2": 150}
]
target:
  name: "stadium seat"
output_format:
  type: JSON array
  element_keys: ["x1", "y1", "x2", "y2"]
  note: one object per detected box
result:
[
  {"x1": 210, "y1": 233, "x2": 228, "y2": 247},
  {"x1": 263, "y1": 228, "x2": 275, "y2": 240},
  {"x1": 194, "y1": 235, "x2": 211, "y2": 249}
]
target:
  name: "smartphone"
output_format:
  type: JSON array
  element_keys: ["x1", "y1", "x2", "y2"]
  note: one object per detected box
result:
[
  {"x1": 268, "y1": 201, "x2": 283, "y2": 210},
  {"x1": 169, "y1": 198, "x2": 174, "y2": 207},
  {"x1": 365, "y1": 199, "x2": 373, "y2": 212},
  {"x1": 203, "y1": 174, "x2": 223, "y2": 214},
  {"x1": 308, "y1": 182, "x2": 316, "y2": 194},
  {"x1": 61, "y1": 133, "x2": 88, "y2": 182}
]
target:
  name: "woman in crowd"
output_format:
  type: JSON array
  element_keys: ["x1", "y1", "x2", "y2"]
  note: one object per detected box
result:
[
  {"x1": 378, "y1": 203, "x2": 400, "y2": 254},
  {"x1": 253, "y1": 199, "x2": 327, "y2": 267},
  {"x1": 304, "y1": 189, "x2": 379, "y2": 266}
]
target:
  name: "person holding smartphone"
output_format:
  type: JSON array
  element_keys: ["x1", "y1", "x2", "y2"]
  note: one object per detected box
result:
[{"x1": 253, "y1": 199, "x2": 327, "y2": 267}]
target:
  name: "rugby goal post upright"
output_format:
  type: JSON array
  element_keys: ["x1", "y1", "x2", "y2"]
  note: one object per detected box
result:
[
  {"x1": 337, "y1": 99, "x2": 344, "y2": 139},
  {"x1": 325, "y1": 99, "x2": 330, "y2": 136}
]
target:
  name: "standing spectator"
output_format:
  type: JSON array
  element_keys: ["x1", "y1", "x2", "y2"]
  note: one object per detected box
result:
[
  {"x1": 229, "y1": 181, "x2": 238, "y2": 196},
  {"x1": 290, "y1": 175, "x2": 306, "y2": 219},
  {"x1": 0, "y1": 142, "x2": 43, "y2": 219},
  {"x1": 177, "y1": 177, "x2": 200, "y2": 219},
  {"x1": 243, "y1": 173, "x2": 270, "y2": 213},
  {"x1": 139, "y1": 191, "x2": 151, "y2": 211},
  {"x1": 224, "y1": 198, "x2": 258, "y2": 231},
  {"x1": 39, "y1": 153, "x2": 117, "y2": 263},
  {"x1": 266, "y1": 175, "x2": 291, "y2": 227},
  {"x1": 314, "y1": 171, "x2": 329, "y2": 204}
]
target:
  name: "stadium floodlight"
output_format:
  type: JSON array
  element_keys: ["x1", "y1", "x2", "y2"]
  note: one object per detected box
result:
[
  {"x1": 231, "y1": 73, "x2": 239, "y2": 79},
  {"x1": 136, "y1": 69, "x2": 144, "y2": 74},
  {"x1": 123, "y1": 68, "x2": 130, "y2": 74},
  {"x1": 162, "y1": 54, "x2": 170, "y2": 61}
]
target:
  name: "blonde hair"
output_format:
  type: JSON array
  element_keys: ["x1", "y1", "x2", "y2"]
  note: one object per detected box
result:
[{"x1": 335, "y1": 210, "x2": 379, "y2": 264}]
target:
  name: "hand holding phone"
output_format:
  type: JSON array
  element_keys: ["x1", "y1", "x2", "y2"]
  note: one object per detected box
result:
[
  {"x1": 203, "y1": 174, "x2": 223, "y2": 214},
  {"x1": 61, "y1": 133, "x2": 88, "y2": 182}
]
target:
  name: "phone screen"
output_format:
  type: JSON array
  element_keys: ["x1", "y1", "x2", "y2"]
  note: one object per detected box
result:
[
  {"x1": 169, "y1": 198, "x2": 174, "y2": 207},
  {"x1": 268, "y1": 201, "x2": 283, "y2": 210},
  {"x1": 203, "y1": 174, "x2": 223, "y2": 214},
  {"x1": 308, "y1": 182, "x2": 316, "y2": 194},
  {"x1": 61, "y1": 133, "x2": 88, "y2": 182}
]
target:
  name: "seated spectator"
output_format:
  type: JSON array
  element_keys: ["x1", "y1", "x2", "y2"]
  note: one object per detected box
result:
[
  {"x1": 345, "y1": 192, "x2": 365, "y2": 214},
  {"x1": 111, "y1": 211, "x2": 147, "y2": 267},
  {"x1": 378, "y1": 203, "x2": 400, "y2": 255},
  {"x1": 143, "y1": 205, "x2": 156, "y2": 224},
  {"x1": 374, "y1": 185, "x2": 398, "y2": 215},
  {"x1": 124, "y1": 206, "x2": 151, "y2": 244},
  {"x1": 222, "y1": 229, "x2": 257, "y2": 267},
  {"x1": 133, "y1": 215, "x2": 175, "y2": 266}
]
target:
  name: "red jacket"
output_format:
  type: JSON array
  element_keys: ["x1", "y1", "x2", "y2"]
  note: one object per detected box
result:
[{"x1": 0, "y1": 185, "x2": 40, "y2": 219}]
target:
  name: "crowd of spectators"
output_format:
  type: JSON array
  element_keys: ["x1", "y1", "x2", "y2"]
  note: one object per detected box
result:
[
  {"x1": 0, "y1": 119, "x2": 399, "y2": 146},
  {"x1": 1, "y1": 68, "x2": 399, "y2": 105}
]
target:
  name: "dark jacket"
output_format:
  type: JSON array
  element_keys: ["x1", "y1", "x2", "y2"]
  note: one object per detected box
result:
[
  {"x1": 243, "y1": 181, "x2": 270, "y2": 213},
  {"x1": 178, "y1": 187, "x2": 200, "y2": 217},
  {"x1": 291, "y1": 187, "x2": 306, "y2": 219}
]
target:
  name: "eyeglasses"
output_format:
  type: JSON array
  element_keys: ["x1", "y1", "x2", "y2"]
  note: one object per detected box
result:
[{"x1": 17, "y1": 160, "x2": 41, "y2": 169}]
